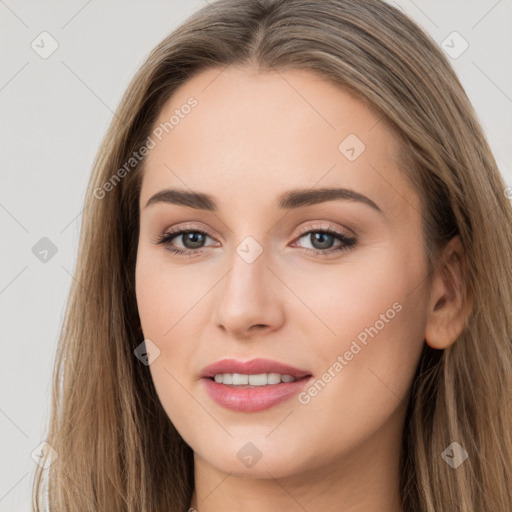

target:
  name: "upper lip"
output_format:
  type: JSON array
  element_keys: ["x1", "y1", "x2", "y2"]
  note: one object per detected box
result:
[{"x1": 200, "y1": 358, "x2": 312, "y2": 379}]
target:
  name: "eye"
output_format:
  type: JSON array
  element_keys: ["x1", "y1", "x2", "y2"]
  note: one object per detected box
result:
[
  {"x1": 153, "y1": 223, "x2": 357, "y2": 258},
  {"x1": 292, "y1": 225, "x2": 357, "y2": 256},
  {"x1": 154, "y1": 227, "x2": 218, "y2": 256}
]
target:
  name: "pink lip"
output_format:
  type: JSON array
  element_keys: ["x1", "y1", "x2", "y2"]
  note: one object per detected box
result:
[
  {"x1": 200, "y1": 358, "x2": 313, "y2": 413},
  {"x1": 200, "y1": 358, "x2": 312, "y2": 379}
]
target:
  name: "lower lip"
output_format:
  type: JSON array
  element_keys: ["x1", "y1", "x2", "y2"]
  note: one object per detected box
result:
[{"x1": 202, "y1": 377, "x2": 312, "y2": 412}]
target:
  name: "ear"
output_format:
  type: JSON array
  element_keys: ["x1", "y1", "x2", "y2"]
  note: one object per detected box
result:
[{"x1": 424, "y1": 235, "x2": 471, "y2": 350}]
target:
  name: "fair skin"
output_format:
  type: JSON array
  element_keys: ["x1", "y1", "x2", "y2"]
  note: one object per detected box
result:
[{"x1": 135, "y1": 66, "x2": 466, "y2": 511}]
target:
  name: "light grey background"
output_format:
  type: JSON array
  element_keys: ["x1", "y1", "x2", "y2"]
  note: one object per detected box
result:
[{"x1": 1, "y1": 1, "x2": 511, "y2": 510}]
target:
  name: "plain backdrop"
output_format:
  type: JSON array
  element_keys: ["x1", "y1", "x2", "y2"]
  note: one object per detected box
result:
[{"x1": 1, "y1": 1, "x2": 511, "y2": 510}]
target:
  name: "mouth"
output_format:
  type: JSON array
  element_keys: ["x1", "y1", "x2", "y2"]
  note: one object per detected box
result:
[
  {"x1": 200, "y1": 357, "x2": 312, "y2": 380},
  {"x1": 200, "y1": 358, "x2": 313, "y2": 412}
]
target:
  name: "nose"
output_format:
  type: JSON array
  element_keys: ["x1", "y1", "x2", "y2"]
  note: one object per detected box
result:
[{"x1": 213, "y1": 242, "x2": 286, "y2": 339}]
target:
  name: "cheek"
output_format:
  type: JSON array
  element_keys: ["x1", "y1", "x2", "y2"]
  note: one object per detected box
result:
[
  {"x1": 297, "y1": 306, "x2": 425, "y2": 457},
  {"x1": 295, "y1": 246, "x2": 428, "y2": 428},
  {"x1": 290, "y1": 243, "x2": 427, "y2": 354},
  {"x1": 135, "y1": 252, "x2": 207, "y2": 440},
  {"x1": 135, "y1": 247, "x2": 206, "y2": 339}
]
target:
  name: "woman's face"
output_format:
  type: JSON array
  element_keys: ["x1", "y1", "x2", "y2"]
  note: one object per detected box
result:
[{"x1": 135, "y1": 65, "x2": 430, "y2": 479}]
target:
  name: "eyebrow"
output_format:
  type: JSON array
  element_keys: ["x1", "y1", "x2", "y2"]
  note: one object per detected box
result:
[{"x1": 144, "y1": 187, "x2": 382, "y2": 213}]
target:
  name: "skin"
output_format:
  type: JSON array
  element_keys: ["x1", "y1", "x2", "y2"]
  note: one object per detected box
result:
[{"x1": 135, "y1": 66, "x2": 467, "y2": 511}]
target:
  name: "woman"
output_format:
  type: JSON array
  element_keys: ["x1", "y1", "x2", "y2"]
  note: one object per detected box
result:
[{"x1": 33, "y1": 0, "x2": 512, "y2": 510}]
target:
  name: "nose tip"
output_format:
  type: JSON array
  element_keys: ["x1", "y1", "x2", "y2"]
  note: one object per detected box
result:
[{"x1": 212, "y1": 251, "x2": 285, "y2": 339}]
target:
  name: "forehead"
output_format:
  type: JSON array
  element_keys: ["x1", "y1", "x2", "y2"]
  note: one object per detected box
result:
[{"x1": 139, "y1": 65, "x2": 418, "y2": 219}]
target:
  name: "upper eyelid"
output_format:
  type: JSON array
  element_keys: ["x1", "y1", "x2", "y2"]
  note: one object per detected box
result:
[
  {"x1": 295, "y1": 223, "x2": 355, "y2": 238},
  {"x1": 162, "y1": 223, "x2": 352, "y2": 235}
]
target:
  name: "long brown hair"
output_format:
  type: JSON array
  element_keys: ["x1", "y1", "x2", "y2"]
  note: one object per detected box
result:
[{"x1": 33, "y1": 0, "x2": 512, "y2": 510}]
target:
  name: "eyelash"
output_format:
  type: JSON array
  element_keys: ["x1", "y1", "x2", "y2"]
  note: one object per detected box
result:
[{"x1": 154, "y1": 224, "x2": 357, "y2": 258}]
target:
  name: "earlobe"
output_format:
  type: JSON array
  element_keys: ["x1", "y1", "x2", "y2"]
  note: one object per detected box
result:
[{"x1": 424, "y1": 235, "x2": 471, "y2": 350}]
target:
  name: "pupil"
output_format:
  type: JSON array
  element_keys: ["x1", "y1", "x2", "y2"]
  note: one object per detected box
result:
[
  {"x1": 183, "y1": 232, "x2": 204, "y2": 249},
  {"x1": 311, "y1": 232, "x2": 333, "y2": 250}
]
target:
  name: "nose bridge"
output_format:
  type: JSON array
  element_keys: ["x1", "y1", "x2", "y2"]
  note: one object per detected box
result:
[
  {"x1": 222, "y1": 235, "x2": 270, "y2": 309},
  {"x1": 213, "y1": 234, "x2": 285, "y2": 336}
]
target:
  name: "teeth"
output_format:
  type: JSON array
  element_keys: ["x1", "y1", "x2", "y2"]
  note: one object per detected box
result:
[
  {"x1": 232, "y1": 373, "x2": 249, "y2": 385},
  {"x1": 248, "y1": 373, "x2": 266, "y2": 386},
  {"x1": 212, "y1": 373, "x2": 298, "y2": 386},
  {"x1": 267, "y1": 373, "x2": 281, "y2": 385}
]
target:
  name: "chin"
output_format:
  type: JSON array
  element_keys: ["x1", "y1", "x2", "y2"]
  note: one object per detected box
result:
[{"x1": 191, "y1": 434, "x2": 314, "y2": 479}]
